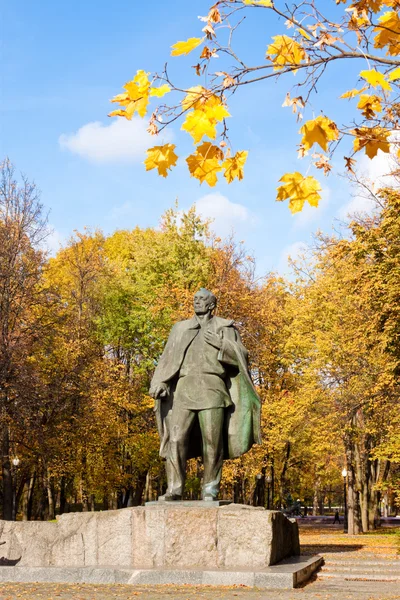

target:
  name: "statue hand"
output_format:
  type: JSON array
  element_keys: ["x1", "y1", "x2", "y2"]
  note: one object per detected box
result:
[
  {"x1": 204, "y1": 331, "x2": 222, "y2": 350},
  {"x1": 149, "y1": 383, "x2": 169, "y2": 399}
]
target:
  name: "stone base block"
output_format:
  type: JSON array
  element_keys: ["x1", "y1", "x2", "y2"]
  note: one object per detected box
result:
[
  {"x1": 0, "y1": 503, "x2": 300, "y2": 571},
  {"x1": 0, "y1": 556, "x2": 323, "y2": 589}
]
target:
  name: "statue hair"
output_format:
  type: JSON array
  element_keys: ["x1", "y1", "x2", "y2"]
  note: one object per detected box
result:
[{"x1": 199, "y1": 288, "x2": 217, "y2": 307}]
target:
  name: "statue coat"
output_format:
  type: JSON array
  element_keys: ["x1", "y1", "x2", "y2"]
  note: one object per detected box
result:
[{"x1": 150, "y1": 315, "x2": 262, "y2": 460}]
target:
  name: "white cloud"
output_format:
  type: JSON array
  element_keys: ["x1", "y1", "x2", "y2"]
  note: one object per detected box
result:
[
  {"x1": 43, "y1": 227, "x2": 64, "y2": 256},
  {"x1": 292, "y1": 186, "x2": 331, "y2": 229},
  {"x1": 192, "y1": 192, "x2": 255, "y2": 237},
  {"x1": 59, "y1": 118, "x2": 168, "y2": 163},
  {"x1": 277, "y1": 241, "x2": 308, "y2": 276},
  {"x1": 338, "y1": 149, "x2": 396, "y2": 219}
]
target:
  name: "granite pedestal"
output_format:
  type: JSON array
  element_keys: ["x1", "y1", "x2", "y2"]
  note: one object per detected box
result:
[{"x1": 0, "y1": 504, "x2": 320, "y2": 588}]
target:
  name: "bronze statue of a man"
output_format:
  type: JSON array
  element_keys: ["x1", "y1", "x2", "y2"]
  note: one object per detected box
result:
[{"x1": 149, "y1": 288, "x2": 261, "y2": 501}]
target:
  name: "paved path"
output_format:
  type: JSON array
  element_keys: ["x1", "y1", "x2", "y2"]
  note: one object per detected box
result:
[
  {"x1": 0, "y1": 525, "x2": 399, "y2": 599},
  {"x1": 0, "y1": 580, "x2": 400, "y2": 599}
]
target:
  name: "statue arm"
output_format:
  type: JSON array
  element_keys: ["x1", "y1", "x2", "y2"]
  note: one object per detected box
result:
[
  {"x1": 149, "y1": 324, "x2": 179, "y2": 397},
  {"x1": 217, "y1": 326, "x2": 249, "y2": 367}
]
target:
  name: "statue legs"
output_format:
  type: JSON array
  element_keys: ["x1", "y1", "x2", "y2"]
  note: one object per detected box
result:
[
  {"x1": 164, "y1": 406, "x2": 224, "y2": 500},
  {"x1": 198, "y1": 408, "x2": 224, "y2": 500}
]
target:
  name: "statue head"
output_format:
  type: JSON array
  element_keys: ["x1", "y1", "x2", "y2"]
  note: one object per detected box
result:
[{"x1": 193, "y1": 288, "x2": 217, "y2": 316}]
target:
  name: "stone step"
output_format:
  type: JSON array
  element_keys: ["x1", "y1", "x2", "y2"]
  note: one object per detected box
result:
[
  {"x1": 318, "y1": 571, "x2": 400, "y2": 582},
  {"x1": 323, "y1": 566, "x2": 400, "y2": 574},
  {"x1": 323, "y1": 561, "x2": 400, "y2": 569}
]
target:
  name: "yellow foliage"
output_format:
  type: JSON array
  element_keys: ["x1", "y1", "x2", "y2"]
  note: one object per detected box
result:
[
  {"x1": 181, "y1": 95, "x2": 230, "y2": 143},
  {"x1": 353, "y1": 126, "x2": 391, "y2": 158},
  {"x1": 243, "y1": 0, "x2": 273, "y2": 5},
  {"x1": 360, "y1": 69, "x2": 392, "y2": 90},
  {"x1": 276, "y1": 172, "x2": 322, "y2": 213},
  {"x1": 109, "y1": 70, "x2": 151, "y2": 119},
  {"x1": 181, "y1": 86, "x2": 208, "y2": 111},
  {"x1": 357, "y1": 94, "x2": 383, "y2": 118},
  {"x1": 388, "y1": 67, "x2": 400, "y2": 81},
  {"x1": 266, "y1": 35, "x2": 307, "y2": 71},
  {"x1": 150, "y1": 85, "x2": 171, "y2": 98},
  {"x1": 144, "y1": 144, "x2": 178, "y2": 177},
  {"x1": 222, "y1": 151, "x2": 248, "y2": 183},
  {"x1": 299, "y1": 116, "x2": 339, "y2": 152},
  {"x1": 171, "y1": 37, "x2": 203, "y2": 56},
  {"x1": 186, "y1": 142, "x2": 224, "y2": 186},
  {"x1": 340, "y1": 88, "x2": 366, "y2": 99},
  {"x1": 374, "y1": 11, "x2": 400, "y2": 55}
]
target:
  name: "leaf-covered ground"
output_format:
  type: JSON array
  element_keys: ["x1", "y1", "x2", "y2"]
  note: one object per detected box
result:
[{"x1": 0, "y1": 524, "x2": 399, "y2": 600}]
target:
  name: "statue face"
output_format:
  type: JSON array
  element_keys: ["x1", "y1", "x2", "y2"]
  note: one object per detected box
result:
[{"x1": 193, "y1": 290, "x2": 215, "y2": 315}]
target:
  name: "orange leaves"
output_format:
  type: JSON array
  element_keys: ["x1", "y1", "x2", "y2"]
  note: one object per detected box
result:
[
  {"x1": 145, "y1": 144, "x2": 178, "y2": 177},
  {"x1": 171, "y1": 37, "x2": 204, "y2": 56},
  {"x1": 266, "y1": 35, "x2": 307, "y2": 71},
  {"x1": 276, "y1": 172, "x2": 322, "y2": 214},
  {"x1": 352, "y1": 127, "x2": 391, "y2": 158},
  {"x1": 374, "y1": 11, "x2": 400, "y2": 55},
  {"x1": 357, "y1": 94, "x2": 383, "y2": 118},
  {"x1": 186, "y1": 142, "x2": 223, "y2": 186},
  {"x1": 299, "y1": 116, "x2": 339, "y2": 152},
  {"x1": 222, "y1": 151, "x2": 248, "y2": 183},
  {"x1": 186, "y1": 144, "x2": 248, "y2": 186}
]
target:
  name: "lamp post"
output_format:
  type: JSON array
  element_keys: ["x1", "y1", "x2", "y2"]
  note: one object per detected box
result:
[
  {"x1": 266, "y1": 475, "x2": 272, "y2": 510},
  {"x1": 342, "y1": 467, "x2": 348, "y2": 533}
]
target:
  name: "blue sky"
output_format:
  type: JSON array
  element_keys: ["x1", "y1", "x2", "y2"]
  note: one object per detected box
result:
[{"x1": 0, "y1": 0, "x2": 391, "y2": 276}]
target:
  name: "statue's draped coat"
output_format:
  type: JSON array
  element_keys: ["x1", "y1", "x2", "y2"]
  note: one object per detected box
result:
[{"x1": 151, "y1": 316, "x2": 261, "y2": 460}]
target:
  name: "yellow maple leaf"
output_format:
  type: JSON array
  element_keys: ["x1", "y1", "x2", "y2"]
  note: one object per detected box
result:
[
  {"x1": 266, "y1": 35, "x2": 307, "y2": 71},
  {"x1": 299, "y1": 116, "x2": 339, "y2": 152},
  {"x1": 360, "y1": 69, "x2": 392, "y2": 90},
  {"x1": 182, "y1": 109, "x2": 217, "y2": 143},
  {"x1": 109, "y1": 70, "x2": 151, "y2": 120},
  {"x1": 243, "y1": 0, "x2": 273, "y2": 5},
  {"x1": 108, "y1": 109, "x2": 127, "y2": 118},
  {"x1": 276, "y1": 172, "x2": 322, "y2": 214},
  {"x1": 222, "y1": 151, "x2": 249, "y2": 183},
  {"x1": 374, "y1": 11, "x2": 400, "y2": 56},
  {"x1": 357, "y1": 94, "x2": 382, "y2": 118},
  {"x1": 150, "y1": 85, "x2": 171, "y2": 98},
  {"x1": 181, "y1": 95, "x2": 230, "y2": 143},
  {"x1": 144, "y1": 144, "x2": 178, "y2": 177},
  {"x1": 181, "y1": 86, "x2": 208, "y2": 111},
  {"x1": 186, "y1": 142, "x2": 223, "y2": 186},
  {"x1": 171, "y1": 37, "x2": 204, "y2": 56},
  {"x1": 340, "y1": 88, "x2": 366, "y2": 99},
  {"x1": 203, "y1": 95, "x2": 231, "y2": 121},
  {"x1": 133, "y1": 70, "x2": 151, "y2": 94},
  {"x1": 388, "y1": 67, "x2": 400, "y2": 81},
  {"x1": 353, "y1": 127, "x2": 391, "y2": 158},
  {"x1": 110, "y1": 93, "x2": 131, "y2": 106}
]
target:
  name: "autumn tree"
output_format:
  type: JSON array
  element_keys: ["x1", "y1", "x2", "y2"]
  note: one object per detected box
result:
[
  {"x1": 0, "y1": 158, "x2": 49, "y2": 520},
  {"x1": 108, "y1": 0, "x2": 400, "y2": 212},
  {"x1": 286, "y1": 218, "x2": 398, "y2": 533}
]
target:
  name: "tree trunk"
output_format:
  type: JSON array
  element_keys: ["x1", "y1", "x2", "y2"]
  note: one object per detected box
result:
[
  {"x1": 45, "y1": 468, "x2": 55, "y2": 520},
  {"x1": 1, "y1": 424, "x2": 13, "y2": 520},
  {"x1": 59, "y1": 476, "x2": 67, "y2": 515},
  {"x1": 22, "y1": 471, "x2": 36, "y2": 521},
  {"x1": 132, "y1": 473, "x2": 147, "y2": 506}
]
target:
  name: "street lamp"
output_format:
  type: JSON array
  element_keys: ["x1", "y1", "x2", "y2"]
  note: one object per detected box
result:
[
  {"x1": 266, "y1": 475, "x2": 272, "y2": 510},
  {"x1": 342, "y1": 467, "x2": 348, "y2": 533},
  {"x1": 11, "y1": 457, "x2": 20, "y2": 521}
]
